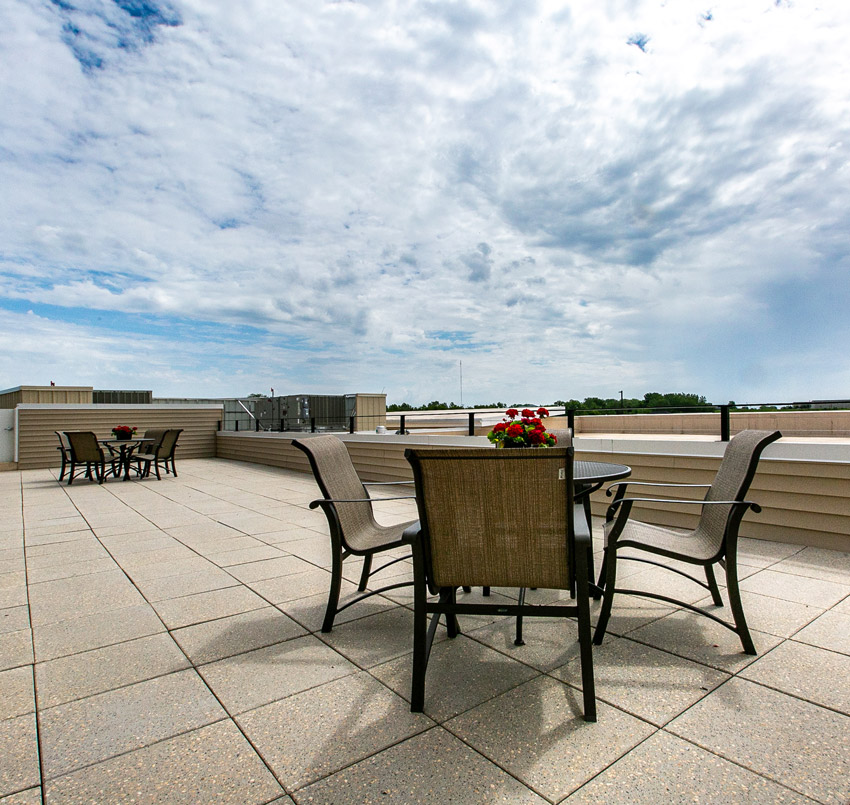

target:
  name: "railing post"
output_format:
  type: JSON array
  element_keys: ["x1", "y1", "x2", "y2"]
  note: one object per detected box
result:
[
  {"x1": 311, "y1": 417, "x2": 316, "y2": 433},
  {"x1": 567, "y1": 408, "x2": 575, "y2": 433},
  {"x1": 349, "y1": 416, "x2": 355, "y2": 434},
  {"x1": 280, "y1": 418, "x2": 284, "y2": 432},
  {"x1": 399, "y1": 415, "x2": 406, "y2": 435},
  {"x1": 235, "y1": 420, "x2": 239, "y2": 432},
  {"x1": 255, "y1": 419, "x2": 260, "y2": 432},
  {"x1": 468, "y1": 412, "x2": 475, "y2": 436},
  {"x1": 720, "y1": 405, "x2": 730, "y2": 441},
  {"x1": 217, "y1": 420, "x2": 221, "y2": 432}
]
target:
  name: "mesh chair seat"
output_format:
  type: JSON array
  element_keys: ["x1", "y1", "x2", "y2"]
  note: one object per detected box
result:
[{"x1": 604, "y1": 519, "x2": 719, "y2": 563}]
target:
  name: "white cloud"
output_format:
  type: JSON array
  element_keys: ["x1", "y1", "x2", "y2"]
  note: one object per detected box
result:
[{"x1": 1, "y1": 0, "x2": 849, "y2": 404}]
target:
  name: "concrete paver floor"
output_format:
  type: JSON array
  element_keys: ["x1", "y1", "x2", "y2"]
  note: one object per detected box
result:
[{"x1": 1, "y1": 460, "x2": 849, "y2": 804}]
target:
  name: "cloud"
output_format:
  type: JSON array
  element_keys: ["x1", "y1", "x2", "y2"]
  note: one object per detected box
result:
[{"x1": 1, "y1": 0, "x2": 849, "y2": 404}]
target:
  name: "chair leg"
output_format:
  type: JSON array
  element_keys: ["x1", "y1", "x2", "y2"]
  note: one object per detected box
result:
[
  {"x1": 445, "y1": 588, "x2": 460, "y2": 638},
  {"x1": 67, "y1": 461, "x2": 76, "y2": 485},
  {"x1": 514, "y1": 587, "x2": 526, "y2": 646},
  {"x1": 705, "y1": 564, "x2": 723, "y2": 606},
  {"x1": 593, "y1": 545, "x2": 618, "y2": 645},
  {"x1": 411, "y1": 542, "x2": 427, "y2": 713},
  {"x1": 58, "y1": 454, "x2": 67, "y2": 481},
  {"x1": 594, "y1": 551, "x2": 607, "y2": 600},
  {"x1": 724, "y1": 553, "x2": 757, "y2": 655},
  {"x1": 483, "y1": 586, "x2": 490, "y2": 596},
  {"x1": 574, "y1": 542, "x2": 597, "y2": 722},
  {"x1": 358, "y1": 555, "x2": 372, "y2": 592},
  {"x1": 322, "y1": 549, "x2": 345, "y2": 633}
]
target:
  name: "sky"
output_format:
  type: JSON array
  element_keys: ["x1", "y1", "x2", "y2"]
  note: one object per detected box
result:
[{"x1": 1, "y1": 0, "x2": 849, "y2": 406}]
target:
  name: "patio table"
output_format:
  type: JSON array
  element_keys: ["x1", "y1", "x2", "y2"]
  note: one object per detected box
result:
[{"x1": 100, "y1": 437, "x2": 154, "y2": 481}]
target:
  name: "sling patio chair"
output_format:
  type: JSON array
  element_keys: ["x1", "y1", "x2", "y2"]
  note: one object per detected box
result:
[
  {"x1": 64, "y1": 431, "x2": 114, "y2": 485},
  {"x1": 593, "y1": 429, "x2": 781, "y2": 655},
  {"x1": 293, "y1": 435, "x2": 419, "y2": 633},
  {"x1": 404, "y1": 445, "x2": 596, "y2": 721},
  {"x1": 130, "y1": 428, "x2": 182, "y2": 479}
]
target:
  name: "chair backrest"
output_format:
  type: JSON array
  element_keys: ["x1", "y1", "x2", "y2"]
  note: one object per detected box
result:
[
  {"x1": 157, "y1": 429, "x2": 182, "y2": 458},
  {"x1": 405, "y1": 446, "x2": 575, "y2": 590},
  {"x1": 698, "y1": 429, "x2": 781, "y2": 545},
  {"x1": 546, "y1": 428, "x2": 572, "y2": 447},
  {"x1": 65, "y1": 431, "x2": 103, "y2": 463},
  {"x1": 292, "y1": 435, "x2": 378, "y2": 550},
  {"x1": 55, "y1": 431, "x2": 71, "y2": 453},
  {"x1": 139, "y1": 429, "x2": 167, "y2": 455}
]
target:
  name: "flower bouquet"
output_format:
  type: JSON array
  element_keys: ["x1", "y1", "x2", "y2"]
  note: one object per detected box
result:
[
  {"x1": 487, "y1": 408, "x2": 557, "y2": 448},
  {"x1": 111, "y1": 425, "x2": 138, "y2": 440}
]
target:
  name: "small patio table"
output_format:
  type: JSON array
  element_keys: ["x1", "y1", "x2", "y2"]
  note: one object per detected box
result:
[{"x1": 100, "y1": 438, "x2": 154, "y2": 481}]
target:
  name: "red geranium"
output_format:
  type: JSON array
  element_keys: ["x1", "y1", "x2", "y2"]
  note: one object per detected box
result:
[
  {"x1": 506, "y1": 422, "x2": 524, "y2": 438},
  {"x1": 492, "y1": 421, "x2": 507, "y2": 433},
  {"x1": 487, "y1": 407, "x2": 557, "y2": 448},
  {"x1": 521, "y1": 408, "x2": 535, "y2": 418},
  {"x1": 537, "y1": 407, "x2": 550, "y2": 417},
  {"x1": 505, "y1": 408, "x2": 519, "y2": 419}
]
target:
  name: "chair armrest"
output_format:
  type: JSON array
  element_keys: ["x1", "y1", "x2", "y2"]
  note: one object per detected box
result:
[
  {"x1": 606, "y1": 481, "x2": 710, "y2": 497},
  {"x1": 608, "y1": 497, "x2": 761, "y2": 515},
  {"x1": 308, "y1": 496, "x2": 416, "y2": 509},
  {"x1": 573, "y1": 503, "x2": 591, "y2": 545},
  {"x1": 364, "y1": 481, "x2": 415, "y2": 486}
]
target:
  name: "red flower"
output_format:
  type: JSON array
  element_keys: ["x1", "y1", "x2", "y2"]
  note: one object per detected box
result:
[
  {"x1": 521, "y1": 408, "x2": 534, "y2": 418},
  {"x1": 492, "y1": 422, "x2": 507, "y2": 433},
  {"x1": 529, "y1": 429, "x2": 546, "y2": 445},
  {"x1": 506, "y1": 423, "x2": 524, "y2": 438},
  {"x1": 505, "y1": 408, "x2": 519, "y2": 419},
  {"x1": 550, "y1": 433, "x2": 558, "y2": 444},
  {"x1": 536, "y1": 407, "x2": 549, "y2": 417}
]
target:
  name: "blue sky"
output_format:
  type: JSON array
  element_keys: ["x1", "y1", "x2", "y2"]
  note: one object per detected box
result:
[{"x1": 1, "y1": 0, "x2": 848, "y2": 405}]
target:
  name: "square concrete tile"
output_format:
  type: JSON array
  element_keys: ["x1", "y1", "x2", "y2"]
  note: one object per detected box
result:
[
  {"x1": 297, "y1": 727, "x2": 548, "y2": 804},
  {"x1": 152, "y1": 585, "x2": 268, "y2": 629},
  {"x1": 27, "y1": 557, "x2": 118, "y2": 585},
  {"x1": 740, "y1": 640, "x2": 850, "y2": 714},
  {"x1": 554, "y1": 635, "x2": 729, "y2": 726},
  {"x1": 0, "y1": 586, "x2": 27, "y2": 611},
  {"x1": 243, "y1": 564, "x2": 332, "y2": 603},
  {"x1": 0, "y1": 787, "x2": 42, "y2": 804},
  {"x1": 43, "y1": 720, "x2": 283, "y2": 804},
  {"x1": 468, "y1": 615, "x2": 585, "y2": 672},
  {"x1": 626, "y1": 610, "x2": 782, "y2": 673},
  {"x1": 279, "y1": 586, "x2": 401, "y2": 633},
  {"x1": 566, "y1": 730, "x2": 812, "y2": 804},
  {"x1": 207, "y1": 545, "x2": 288, "y2": 567},
  {"x1": 0, "y1": 667, "x2": 34, "y2": 722},
  {"x1": 32, "y1": 603, "x2": 165, "y2": 662},
  {"x1": 833, "y1": 595, "x2": 850, "y2": 614},
  {"x1": 446, "y1": 674, "x2": 655, "y2": 801},
  {"x1": 0, "y1": 607, "x2": 29, "y2": 636},
  {"x1": 38, "y1": 669, "x2": 226, "y2": 779},
  {"x1": 0, "y1": 713, "x2": 39, "y2": 798},
  {"x1": 237, "y1": 671, "x2": 432, "y2": 789},
  {"x1": 692, "y1": 589, "x2": 824, "y2": 639},
  {"x1": 125, "y1": 556, "x2": 220, "y2": 582},
  {"x1": 35, "y1": 632, "x2": 190, "y2": 708},
  {"x1": 739, "y1": 569, "x2": 850, "y2": 609},
  {"x1": 317, "y1": 607, "x2": 421, "y2": 669},
  {"x1": 226, "y1": 554, "x2": 314, "y2": 584},
  {"x1": 0, "y1": 630, "x2": 33, "y2": 672},
  {"x1": 171, "y1": 606, "x2": 307, "y2": 665},
  {"x1": 132, "y1": 567, "x2": 240, "y2": 602},
  {"x1": 371, "y1": 634, "x2": 540, "y2": 723},
  {"x1": 792, "y1": 609, "x2": 850, "y2": 655},
  {"x1": 667, "y1": 677, "x2": 850, "y2": 804},
  {"x1": 771, "y1": 546, "x2": 850, "y2": 585},
  {"x1": 590, "y1": 593, "x2": 678, "y2": 637},
  {"x1": 736, "y1": 537, "x2": 805, "y2": 568},
  {"x1": 27, "y1": 571, "x2": 146, "y2": 626},
  {"x1": 277, "y1": 537, "x2": 332, "y2": 568},
  {"x1": 198, "y1": 634, "x2": 356, "y2": 714}
]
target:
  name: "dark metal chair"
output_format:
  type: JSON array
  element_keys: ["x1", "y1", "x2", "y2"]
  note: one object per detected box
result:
[
  {"x1": 404, "y1": 445, "x2": 596, "y2": 721},
  {"x1": 292, "y1": 435, "x2": 418, "y2": 633},
  {"x1": 64, "y1": 431, "x2": 113, "y2": 485},
  {"x1": 54, "y1": 431, "x2": 71, "y2": 481},
  {"x1": 130, "y1": 428, "x2": 182, "y2": 479},
  {"x1": 593, "y1": 429, "x2": 781, "y2": 654}
]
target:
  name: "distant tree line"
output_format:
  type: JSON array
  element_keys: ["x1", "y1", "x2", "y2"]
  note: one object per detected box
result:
[{"x1": 388, "y1": 393, "x2": 714, "y2": 413}]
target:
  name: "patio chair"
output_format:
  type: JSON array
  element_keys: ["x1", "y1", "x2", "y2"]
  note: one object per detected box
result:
[
  {"x1": 54, "y1": 431, "x2": 71, "y2": 481},
  {"x1": 404, "y1": 446, "x2": 596, "y2": 721},
  {"x1": 292, "y1": 435, "x2": 418, "y2": 632},
  {"x1": 64, "y1": 431, "x2": 113, "y2": 485},
  {"x1": 130, "y1": 428, "x2": 182, "y2": 479},
  {"x1": 593, "y1": 429, "x2": 781, "y2": 654}
]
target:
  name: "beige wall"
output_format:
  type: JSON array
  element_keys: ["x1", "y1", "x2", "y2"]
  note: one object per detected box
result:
[
  {"x1": 354, "y1": 394, "x2": 387, "y2": 431},
  {"x1": 574, "y1": 410, "x2": 850, "y2": 437},
  {"x1": 16, "y1": 405, "x2": 223, "y2": 469},
  {"x1": 0, "y1": 386, "x2": 94, "y2": 409},
  {"x1": 215, "y1": 431, "x2": 850, "y2": 552}
]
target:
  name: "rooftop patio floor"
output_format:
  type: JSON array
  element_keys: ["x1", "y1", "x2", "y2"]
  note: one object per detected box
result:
[{"x1": 1, "y1": 459, "x2": 849, "y2": 804}]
